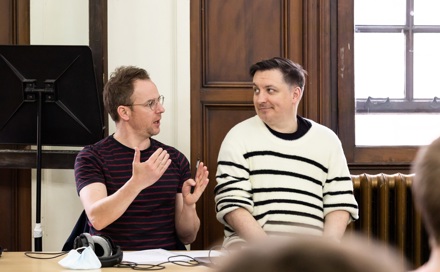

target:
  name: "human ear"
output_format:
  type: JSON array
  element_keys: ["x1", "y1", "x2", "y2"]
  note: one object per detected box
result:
[
  {"x1": 291, "y1": 86, "x2": 302, "y2": 102},
  {"x1": 117, "y1": 105, "x2": 130, "y2": 121}
]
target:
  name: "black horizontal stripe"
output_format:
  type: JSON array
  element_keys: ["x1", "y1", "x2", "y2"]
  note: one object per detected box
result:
[
  {"x1": 323, "y1": 190, "x2": 353, "y2": 197},
  {"x1": 255, "y1": 199, "x2": 323, "y2": 212},
  {"x1": 218, "y1": 160, "x2": 250, "y2": 173},
  {"x1": 254, "y1": 210, "x2": 324, "y2": 223},
  {"x1": 324, "y1": 203, "x2": 358, "y2": 209},
  {"x1": 217, "y1": 203, "x2": 247, "y2": 213},
  {"x1": 216, "y1": 199, "x2": 253, "y2": 212},
  {"x1": 252, "y1": 187, "x2": 322, "y2": 201},
  {"x1": 216, "y1": 186, "x2": 250, "y2": 196},
  {"x1": 214, "y1": 177, "x2": 248, "y2": 194},
  {"x1": 250, "y1": 169, "x2": 322, "y2": 186},
  {"x1": 325, "y1": 176, "x2": 352, "y2": 184},
  {"x1": 244, "y1": 150, "x2": 328, "y2": 173}
]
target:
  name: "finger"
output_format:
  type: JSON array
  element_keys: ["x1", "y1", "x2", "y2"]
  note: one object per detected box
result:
[
  {"x1": 132, "y1": 147, "x2": 140, "y2": 164},
  {"x1": 196, "y1": 162, "x2": 204, "y2": 175},
  {"x1": 149, "y1": 147, "x2": 164, "y2": 163},
  {"x1": 157, "y1": 153, "x2": 170, "y2": 169},
  {"x1": 194, "y1": 171, "x2": 209, "y2": 194},
  {"x1": 186, "y1": 179, "x2": 196, "y2": 187},
  {"x1": 196, "y1": 166, "x2": 208, "y2": 184},
  {"x1": 161, "y1": 157, "x2": 171, "y2": 171},
  {"x1": 192, "y1": 179, "x2": 208, "y2": 200},
  {"x1": 182, "y1": 180, "x2": 197, "y2": 200},
  {"x1": 195, "y1": 162, "x2": 206, "y2": 181},
  {"x1": 155, "y1": 149, "x2": 170, "y2": 166}
]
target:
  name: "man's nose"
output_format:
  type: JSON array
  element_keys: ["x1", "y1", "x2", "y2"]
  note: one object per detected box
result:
[{"x1": 255, "y1": 92, "x2": 267, "y2": 103}]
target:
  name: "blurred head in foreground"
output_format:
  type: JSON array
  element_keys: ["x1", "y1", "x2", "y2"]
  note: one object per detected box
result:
[
  {"x1": 411, "y1": 136, "x2": 440, "y2": 272},
  {"x1": 216, "y1": 235, "x2": 407, "y2": 272}
]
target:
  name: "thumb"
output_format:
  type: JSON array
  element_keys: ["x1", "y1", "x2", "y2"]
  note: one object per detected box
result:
[{"x1": 133, "y1": 147, "x2": 140, "y2": 164}]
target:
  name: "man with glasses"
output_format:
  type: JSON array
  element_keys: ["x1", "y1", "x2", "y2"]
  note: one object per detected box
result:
[{"x1": 74, "y1": 66, "x2": 209, "y2": 250}]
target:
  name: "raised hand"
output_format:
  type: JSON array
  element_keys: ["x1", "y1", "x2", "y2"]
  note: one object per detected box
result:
[
  {"x1": 181, "y1": 161, "x2": 209, "y2": 205},
  {"x1": 131, "y1": 147, "x2": 171, "y2": 190}
]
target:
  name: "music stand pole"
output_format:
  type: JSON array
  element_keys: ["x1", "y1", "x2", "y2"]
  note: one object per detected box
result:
[{"x1": 34, "y1": 91, "x2": 44, "y2": 252}]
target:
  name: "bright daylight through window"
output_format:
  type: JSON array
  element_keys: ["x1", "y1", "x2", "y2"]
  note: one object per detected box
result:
[{"x1": 354, "y1": 0, "x2": 440, "y2": 146}]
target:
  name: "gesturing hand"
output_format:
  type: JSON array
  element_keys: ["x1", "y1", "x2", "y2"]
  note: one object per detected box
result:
[
  {"x1": 132, "y1": 147, "x2": 171, "y2": 190},
  {"x1": 181, "y1": 161, "x2": 209, "y2": 205}
]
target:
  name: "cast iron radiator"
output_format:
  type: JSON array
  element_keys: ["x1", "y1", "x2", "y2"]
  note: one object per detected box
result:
[{"x1": 347, "y1": 173, "x2": 430, "y2": 268}]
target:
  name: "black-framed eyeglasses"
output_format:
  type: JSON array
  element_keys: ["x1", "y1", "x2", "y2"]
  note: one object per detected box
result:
[{"x1": 125, "y1": 95, "x2": 164, "y2": 111}]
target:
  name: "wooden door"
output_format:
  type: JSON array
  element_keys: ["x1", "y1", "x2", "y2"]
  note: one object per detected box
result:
[{"x1": 190, "y1": 0, "x2": 314, "y2": 249}]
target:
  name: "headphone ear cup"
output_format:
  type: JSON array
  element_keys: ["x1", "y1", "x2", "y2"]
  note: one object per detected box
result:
[
  {"x1": 73, "y1": 233, "x2": 93, "y2": 249},
  {"x1": 99, "y1": 245, "x2": 123, "y2": 267},
  {"x1": 72, "y1": 233, "x2": 123, "y2": 267},
  {"x1": 91, "y1": 235, "x2": 112, "y2": 258},
  {"x1": 95, "y1": 235, "x2": 123, "y2": 267}
]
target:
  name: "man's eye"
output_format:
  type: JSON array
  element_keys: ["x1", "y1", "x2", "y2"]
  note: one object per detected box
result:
[
  {"x1": 253, "y1": 88, "x2": 260, "y2": 94},
  {"x1": 147, "y1": 100, "x2": 155, "y2": 107}
]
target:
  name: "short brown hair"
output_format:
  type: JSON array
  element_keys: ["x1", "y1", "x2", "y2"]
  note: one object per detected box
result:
[{"x1": 103, "y1": 66, "x2": 150, "y2": 122}]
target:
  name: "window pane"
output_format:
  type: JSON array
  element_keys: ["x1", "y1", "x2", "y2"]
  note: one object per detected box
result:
[
  {"x1": 414, "y1": 0, "x2": 440, "y2": 25},
  {"x1": 355, "y1": 33, "x2": 405, "y2": 99},
  {"x1": 354, "y1": 0, "x2": 405, "y2": 25},
  {"x1": 356, "y1": 114, "x2": 440, "y2": 146},
  {"x1": 414, "y1": 33, "x2": 440, "y2": 99}
]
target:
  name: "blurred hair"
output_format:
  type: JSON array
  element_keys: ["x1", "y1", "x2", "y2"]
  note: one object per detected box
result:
[
  {"x1": 411, "y1": 136, "x2": 440, "y2": 245},
  {"x1": 217, "y1": 234, "x2": 407, "y2": 272}
]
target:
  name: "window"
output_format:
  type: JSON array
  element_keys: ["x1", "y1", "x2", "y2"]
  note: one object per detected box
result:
[{"x1": 354, "y1": 0, "x2": 440, "y2": 146}]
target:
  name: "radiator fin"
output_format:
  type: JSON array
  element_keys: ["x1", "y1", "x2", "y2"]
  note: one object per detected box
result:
[{"x1": 348, "y1": 173, "x2": 429, "y2": 269}]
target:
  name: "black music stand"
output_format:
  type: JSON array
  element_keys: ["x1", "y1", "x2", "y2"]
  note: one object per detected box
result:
[{"x1": 0, "y1": 45, "x2": 105, "y2": 251}]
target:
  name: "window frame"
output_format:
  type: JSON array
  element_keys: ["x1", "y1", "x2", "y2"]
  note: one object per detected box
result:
[
  {"x1": 354, "y1": 0, "x2": 440, "y2": 113},
  {"x1": 337, "y1": 0, "x2": 418, "y2": 166}
]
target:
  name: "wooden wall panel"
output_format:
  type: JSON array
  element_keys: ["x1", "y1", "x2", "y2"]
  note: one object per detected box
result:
[
  {"x1": 0, "y1": 0, "x2": 11, "y2": 43},
  {"x1": 0, "y1": 0, "x2": 31, "y2": 251},
  {"x1": 0, "y1": 0, "x2": 29, "y2": 44},
  {"x1": 199, "y1": 105, "x2": 256, "y2": 249},
  {"x1": 0, "y1": 169, "x2": 32, "y2": 251},
  {"x1": 204, "y1": 0, "x2": 283, "y2": 86}
]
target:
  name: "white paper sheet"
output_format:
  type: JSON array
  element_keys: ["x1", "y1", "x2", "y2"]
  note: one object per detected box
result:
[{"x1": 122, "y1": 248, "x2": 177, "y2": 265}]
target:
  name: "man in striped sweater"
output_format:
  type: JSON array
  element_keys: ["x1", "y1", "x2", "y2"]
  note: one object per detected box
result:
[
  {"x1": 215, "y1": 57, "x2": 358, "y2": 248},
  {"x1": 74, "y1": 66, "x2": 209, "y2": 250}
]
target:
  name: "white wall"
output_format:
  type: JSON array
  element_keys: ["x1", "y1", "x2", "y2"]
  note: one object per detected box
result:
[{"x1": 30, "y1": 0, "x2": 191, "y2": 251}]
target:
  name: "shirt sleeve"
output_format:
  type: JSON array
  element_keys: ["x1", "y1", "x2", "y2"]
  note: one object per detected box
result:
[
  {"x1": 322, "y1": 138, "x2": 359, "y2": 222},
  {"x1": 214, "y1": 128, "x2": 254, "y2": 226},
  {"x1": 74, "y1": 146, "x2": 106, "y2": 195}
]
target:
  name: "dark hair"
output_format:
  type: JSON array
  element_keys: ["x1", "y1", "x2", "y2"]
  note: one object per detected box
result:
[
  {"x1": 103, "y1": 66, "x2": 150, "y2": 122},
  {"x1": 249, "y1": 57, "x2": 307, "y2": 90}
]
